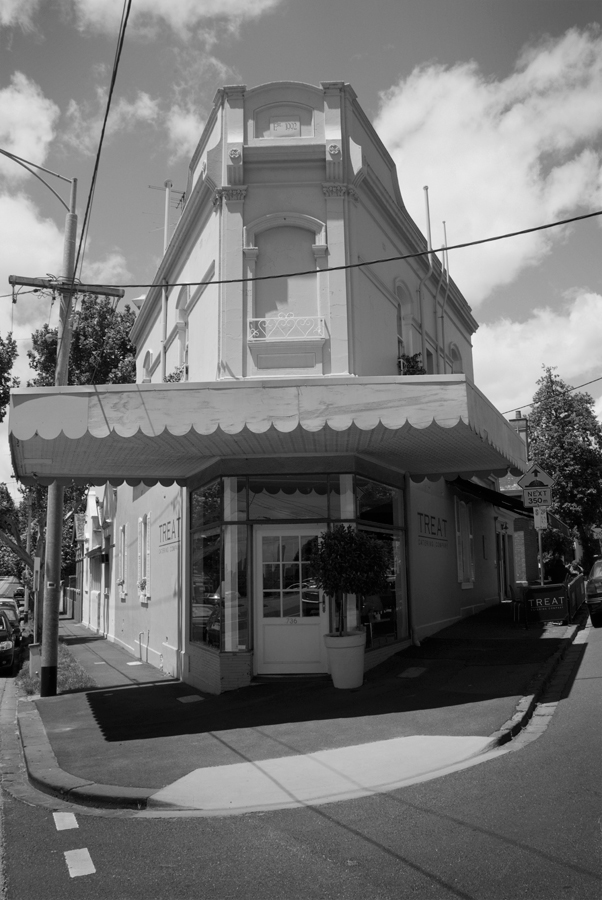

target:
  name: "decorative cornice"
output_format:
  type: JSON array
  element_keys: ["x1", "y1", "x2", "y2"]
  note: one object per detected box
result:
[
  {"x1": 322, "y1": 183, "x2": 347, "y2": 199},
  {"x1": 322, "y1": 183, "x2": 359, "y2": 200},
  {"x1": 222, "y1": 187, "x2": 247, "y2": 203},
  {"x1": 212, "y1": 186, "x2": 248, "y2": 209}
]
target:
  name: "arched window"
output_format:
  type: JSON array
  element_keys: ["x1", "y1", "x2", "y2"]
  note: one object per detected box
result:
[
  {"x1": 395, "y1": 283, "x2": 413, "y2": 356},
  {"x1": 142, "y1": 350, "x2": 153, "y2": 383},
  {"x1": 449, "y1": 344, "x2": 463, "y2": 374},
  {"x1": 255, "y1": 226, "x2": 317, "y2": 318},
  {"x1": 396, "y1": 303, "x2": 404, "y2": 361}
]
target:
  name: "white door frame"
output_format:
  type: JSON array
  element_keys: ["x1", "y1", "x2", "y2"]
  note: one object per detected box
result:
[{"x1": 254, "y1": 524, "x2": 329, "y2": 675}]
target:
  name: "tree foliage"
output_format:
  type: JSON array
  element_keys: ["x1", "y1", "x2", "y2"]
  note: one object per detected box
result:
[
  {"x1": 0, "y1": 332, "x2": 19, "y2": 423},
  {"x1": 24, "y1": 293, "x2": 136, "y2": 579},
  {"x1": 528, "y1": 367, "x2": 602, "y2": 568},
  {"x1": 28, "y1": 293, "x2": 136, "y2": 386},
  {"x1": 399, "y1": 353, "x2": 426, "y2": 375},
  {"x1": 0, "y1": 483, "x2": 24, "y2": 579},
  {"x1": 311, "y1": 526, "x2": 390, "y2": 634}
]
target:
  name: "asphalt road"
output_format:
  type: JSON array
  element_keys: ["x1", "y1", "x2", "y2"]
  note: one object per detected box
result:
[{"x1": 0, "y1": 623, "x2": 600, "y2": 900}]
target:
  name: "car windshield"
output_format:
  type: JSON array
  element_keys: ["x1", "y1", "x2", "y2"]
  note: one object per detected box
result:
[
  {"x1": 589, "y1": 561, "x2": 602, "y2": 580},
  {"x1": 0, "y1": 605, "x2": 18, "y2": 624}
]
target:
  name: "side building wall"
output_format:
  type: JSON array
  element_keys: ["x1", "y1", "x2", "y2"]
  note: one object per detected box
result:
[
  {"x1": 407, "y1": 478, "x2": 513, "y2": 641},
  {"x1": 81, "y1": 482, "x2": 183, "y2": 679}
]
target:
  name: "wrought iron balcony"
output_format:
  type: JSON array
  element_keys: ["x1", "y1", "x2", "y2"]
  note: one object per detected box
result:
[{"x1": 248, "y1": 314, "x2": 326, "y2": 342}]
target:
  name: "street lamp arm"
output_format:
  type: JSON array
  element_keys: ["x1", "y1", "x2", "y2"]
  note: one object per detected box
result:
[{"x1": 0, "y1": 148, "x2": 71, "y2": 212}]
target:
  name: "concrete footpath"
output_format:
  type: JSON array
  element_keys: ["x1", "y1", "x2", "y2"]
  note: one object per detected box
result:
[{"x1": 3, "y1": 603, "x2": 589, "y2": 815}]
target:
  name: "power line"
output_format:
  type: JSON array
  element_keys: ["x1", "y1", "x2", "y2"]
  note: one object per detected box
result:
[
  {"x1": 83, "y1": 207, "x2": 602, "y2": 291},
  {"x1": 502, "y1": 375, "x2": 602, "y2": 416},
  {"x1": 73, "y1": 0, "x2": 132, "y2": 282}
]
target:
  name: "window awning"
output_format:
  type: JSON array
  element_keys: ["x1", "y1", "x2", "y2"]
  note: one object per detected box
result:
[
  {"x1": 8, "y1": 375, "x2": 527, "y2": 487},
  {"x1": 450, "y1": 477, "x2": 532, "y2": 516}
]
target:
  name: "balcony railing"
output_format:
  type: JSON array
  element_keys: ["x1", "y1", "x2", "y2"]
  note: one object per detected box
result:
[{"x1": 248, "y1": 314, "x2": 326, "y2": 341}]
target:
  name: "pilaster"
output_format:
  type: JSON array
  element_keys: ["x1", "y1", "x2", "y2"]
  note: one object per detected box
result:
[
  {"x1": 219, "y1": 187, "x2": 247, "y2": 379},
  {"x1": 322, "y1": 183, "x2": 349, "y2": 374}
]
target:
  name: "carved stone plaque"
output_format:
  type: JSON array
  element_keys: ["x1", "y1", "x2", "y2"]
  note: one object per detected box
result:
[{"x1": 269, "y1": 116, "x2": 301, "y2": 138}]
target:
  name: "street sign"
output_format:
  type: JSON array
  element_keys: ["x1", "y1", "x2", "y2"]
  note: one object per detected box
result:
[
  {"x1": 523, "y1": 486, "x2": 552, "y2": 507},
  {"x1": 517, "y1": 463, "x2": 554, "y2": 489},
  {"x1": 533, "y1": 507, "x2": 548, "y2": 530}
]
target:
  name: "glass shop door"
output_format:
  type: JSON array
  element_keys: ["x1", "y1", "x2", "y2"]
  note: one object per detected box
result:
[{"x1": 254, "y1": 525, "x2": 328, "y2": 675}]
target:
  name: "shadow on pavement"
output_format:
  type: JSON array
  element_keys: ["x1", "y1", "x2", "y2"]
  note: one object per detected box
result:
[
  {"x1": 85, "y1": 632, "x2": 566, "y2": 743},
  {"x1": 60, "y1": 634, "x2": 107, "y2": 646}
]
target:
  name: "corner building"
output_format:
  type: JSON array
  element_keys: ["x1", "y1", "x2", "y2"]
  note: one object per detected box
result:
[{"x1": 9, "y1": 82, "x2": 529, "y2": 692}]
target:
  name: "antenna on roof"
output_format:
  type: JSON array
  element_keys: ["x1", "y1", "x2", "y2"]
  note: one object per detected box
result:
[{"x1": 148, "y1": 181, "x2": 186, "y2": 254}]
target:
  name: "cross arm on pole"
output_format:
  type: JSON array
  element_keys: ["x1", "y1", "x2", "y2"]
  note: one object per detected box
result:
[{"x1": 8, "y1": 275, "x2": 125, "y2": 299}]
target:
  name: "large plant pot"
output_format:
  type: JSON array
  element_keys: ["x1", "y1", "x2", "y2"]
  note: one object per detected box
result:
[{"x1": 323, "y1": 629, "x2": 366, "y2": 689}]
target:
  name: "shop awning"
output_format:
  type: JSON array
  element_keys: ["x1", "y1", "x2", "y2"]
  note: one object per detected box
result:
[
  {"x1": 450, "y1": 477, "x2": 532, "y2": 516},
  {"x1": 8, "y1": 375, "x2": 527, "y2": 487}
]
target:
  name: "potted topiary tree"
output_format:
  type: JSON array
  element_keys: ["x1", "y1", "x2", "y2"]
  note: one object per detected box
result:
[{"x1": 311, "y1": 525, "x2": 389, "y2": 689}]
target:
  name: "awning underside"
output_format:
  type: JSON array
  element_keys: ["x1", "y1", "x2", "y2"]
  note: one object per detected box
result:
[{"x1": 9, "y1": 377, "x2": 527, "y2": 486}]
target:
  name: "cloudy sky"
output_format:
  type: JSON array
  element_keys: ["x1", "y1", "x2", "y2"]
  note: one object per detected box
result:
[{"x1": 0, "y1": 0, "x2": 601, "y2": 492}]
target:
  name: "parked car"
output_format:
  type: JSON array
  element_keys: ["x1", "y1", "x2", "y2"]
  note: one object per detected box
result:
[
  {"x1": 585, "y1": 559, "x2": 602, "y2": 623},
  {"x1": 12, "y1": 587, "x2": 26, "y2": 618},
  {"x1": 0, "y1": 601, "x2": 22, "y2": 645},
  {"x1": 0, "y1": 611, "x2": 17, "y2": 674}
]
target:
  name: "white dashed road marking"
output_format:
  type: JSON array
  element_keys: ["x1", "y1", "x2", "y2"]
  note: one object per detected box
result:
[
  {"x1": 64, "y1": 848, "x2": 96, "y2": 878},
  {"x1": 53, "y1": 812, "x2": 78, "y2": 831}
]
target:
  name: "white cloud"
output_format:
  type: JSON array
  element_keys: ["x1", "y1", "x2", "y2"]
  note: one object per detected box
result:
[
  {"x1": 0, "y1": 192, "x2": 63, "y2": 494},
  {"x1": 0, "y1": 192, "x2": 131, "y2": 377},
  {"x1": 81, "y1": 251, "x2": 130, "y2": 285},
  {"x1": 0, "y1": 0, "x2": 40, "y2": 30},
  {"x1": 374, "y1": 27, "x2": 602, "y2": 305},
  {"x1": 166, "y1": 105, "x2": 206, "y2": 160},
  {"x1": 473, "y1": 290, "x2": 602, "y2": 416},
  {"x1": 71, "y1": 0, "x2": 282, "y2": 37},
  {"x1": 64, "y1": 89, "x2": 160, "y2": 155},
  {"x1": 0, "y1": 73, "x2": 60, "y2": 178}
]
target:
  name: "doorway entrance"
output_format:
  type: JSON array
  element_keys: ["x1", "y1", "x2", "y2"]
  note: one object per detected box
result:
[{"x1": 254, "y1": 525, "x2": 329, "y2": 675}]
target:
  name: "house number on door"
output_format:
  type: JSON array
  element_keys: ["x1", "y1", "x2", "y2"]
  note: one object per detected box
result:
[{"x1": 286, "y1": 618, "x2": 299, "y2": 625}]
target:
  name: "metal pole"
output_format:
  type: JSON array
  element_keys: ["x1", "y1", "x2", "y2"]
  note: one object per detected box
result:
[
  {"x1": 163, "y1": 179, "x2": 172, "y2": 255},
  {"x1": 538, "y1": 528, "x2": 544, "y2": 587},
  {"x1": 40, "y1": 178, "x2": 78, "y2": 697},
  {"x1": 160, "y1": 181, "x2": 172, "y2": 383}
]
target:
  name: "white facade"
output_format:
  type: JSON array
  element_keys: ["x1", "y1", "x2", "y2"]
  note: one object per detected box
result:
[
  {"x1": 11, "y1": 82, "x2": 528, "y2": 693},
  {"x1": 134, "y1": 81, "x2": 475, "y2": 388}
]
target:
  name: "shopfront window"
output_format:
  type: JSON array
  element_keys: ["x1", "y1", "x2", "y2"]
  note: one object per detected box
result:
[
  {"x1": 356, "y1": 477, "x2": 404, "y2": 528},
  {"x1": 190, "y1": 480, "x2": 221, "y2": 529},
  {"x1": 358, "y1": 529, "x2": 407, "y2": 648},
  {"x1": 248, "y1": 475, "x2": 329, "y2": 520},
  {"x1": 190, "y1": 486, "x2": 250, "y2": 651},
  {"x1": 261, "y1": 533, "x2": 319, "y2": 618},
  {"x1": 190, "y1": 527, "x2": 221, "y2": 646},
  {"x1": 189, "y1": 473, "x2": 406, "y2": 654}
]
